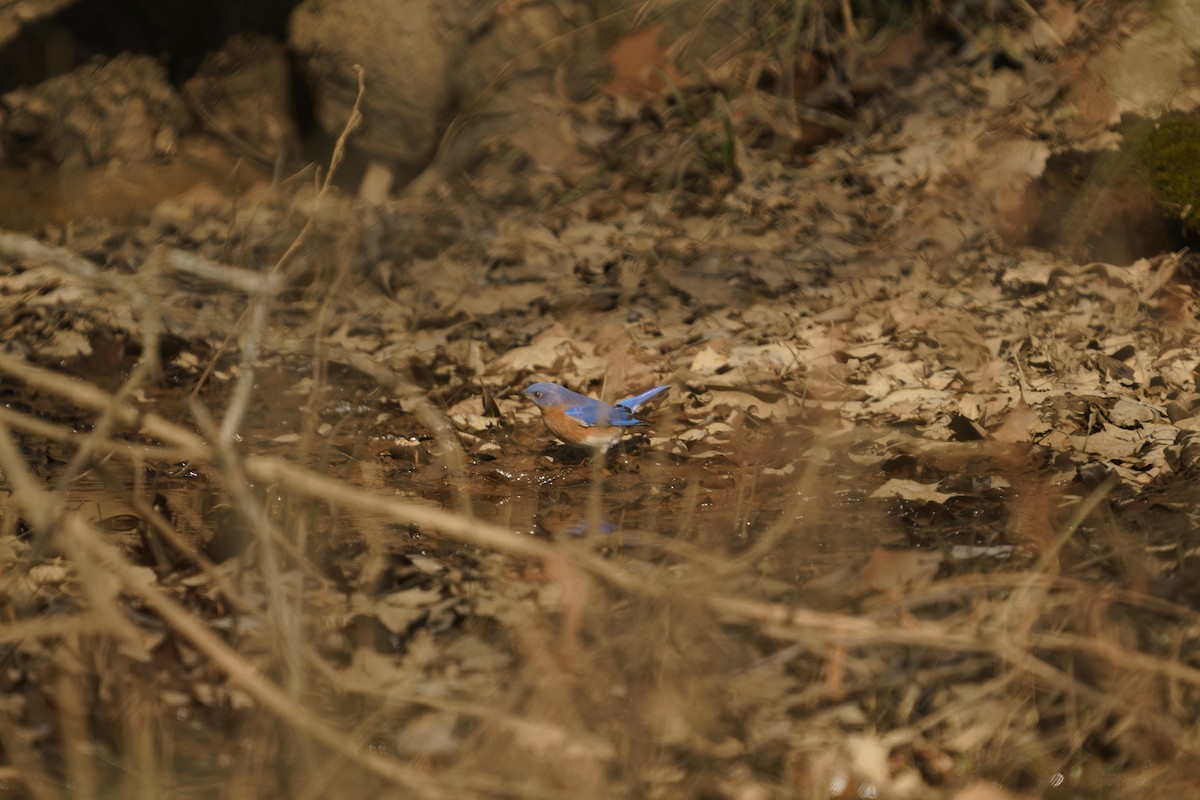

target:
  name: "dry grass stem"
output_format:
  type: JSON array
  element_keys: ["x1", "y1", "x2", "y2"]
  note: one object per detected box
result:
[
  {"x1": 3, "y1": 17, "x2": 1200, "y2": 791},
  {"x1": 0, "y1": 352, "x2": 207, "y2": 453},
  {"x1": 0, "y1": 420, "x2": 451, "y2": 797},
  {"x1": 162, "y1": 248, "x2": 286, "y2": 294}
]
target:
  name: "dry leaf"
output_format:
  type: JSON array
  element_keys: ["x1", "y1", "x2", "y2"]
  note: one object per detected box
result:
[{"x1": 601, "y1": 24, "x2": 683, "y2": 100}]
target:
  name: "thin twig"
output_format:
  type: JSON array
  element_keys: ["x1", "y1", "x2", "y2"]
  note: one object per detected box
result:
[
  {"x1": 0, "y1": 421, "x2": 448, "y2": 798},
  {"x1": 162, "y1": 249, "x2": 285, "y2": 294},
  {"x1": 192, "y1": 397, "x2": 308, "y2": 700},
  {"x1": 327, "y1": 349, "x2": 474, "y2": 514},
  {"x1": 5, "y1": 354, "x2": 1200, "y2": 710},
  {"x1": 0, "y1": 352, "x2": 207, "y2": 453},
  {"x1": 0, "y1": 230, "x2": 165, "y2": 528},
  {"x1": 190, "y1": 64, "x2": 366, "y2": 400}
]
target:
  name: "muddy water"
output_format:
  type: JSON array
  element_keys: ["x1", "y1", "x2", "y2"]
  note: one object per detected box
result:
[
  {"x1": 5, "y1": 355, "x2": 897, "y2": 589},
  {"x1": 15, "y1": 351, "x2": 1184, "y2": 605},
  {"x1": 7, "y1": 356, "x2": 1200, "y2": 798}
]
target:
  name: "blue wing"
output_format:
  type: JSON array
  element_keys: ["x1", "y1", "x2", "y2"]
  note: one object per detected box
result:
[
  {"x1": 562, "y1": 385, "x2": 668, "y2": 428},
  {"x1": 564, "y1": 401, "x2": 640, "y2": 428},
  {"x1": 615, "y1": 385, "x2": 670, "y2": 412}
]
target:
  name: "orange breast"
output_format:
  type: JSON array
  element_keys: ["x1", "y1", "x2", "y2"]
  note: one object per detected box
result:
[{"x1": 541, "y1": 406, "x2": 620, "y2": 449}]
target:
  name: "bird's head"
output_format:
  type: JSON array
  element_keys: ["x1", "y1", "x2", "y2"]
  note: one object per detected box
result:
[{"x1": 523, "y1": 382, "x2": 565, "y2": 409}]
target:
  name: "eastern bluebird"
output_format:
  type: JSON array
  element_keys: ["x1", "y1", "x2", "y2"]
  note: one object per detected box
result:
[{"x1": 523, "y1": 382, "x2": 670, "y2": 451}]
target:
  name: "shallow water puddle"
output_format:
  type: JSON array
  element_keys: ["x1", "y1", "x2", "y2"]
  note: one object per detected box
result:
[
  {"x1": 9, "y1": 356, "x2": 1190, "y2": 609},
  {"x1": 5, "y1": 357, "x2": 1200, "y2": 800}
]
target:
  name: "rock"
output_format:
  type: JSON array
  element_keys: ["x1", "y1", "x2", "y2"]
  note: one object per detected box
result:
[
  {"x1": 183, "y1": 33, "x2": 300, "y2": 167},
  {"x1": 0, "y1": 0, "x2": 77, "y2": 50},
  {"x1": 0, "y1": 52, "x2": 191, "y2": 167},
  {"x1": 289, "y1": 0, "x2": 470, "y2": 182},
  {"x1": 287, "y1": 0, "x2": 758, "y2": 194}
]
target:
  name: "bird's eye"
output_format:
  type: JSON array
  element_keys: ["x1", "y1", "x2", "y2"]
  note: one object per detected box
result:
[{"x1": 533, "y1": 391, "x2": 542, "y2": 399}]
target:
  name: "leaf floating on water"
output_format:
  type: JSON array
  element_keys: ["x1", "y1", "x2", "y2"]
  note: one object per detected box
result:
[{"x1": 870, "y1": 479, "x2": 957, "y2": 505}]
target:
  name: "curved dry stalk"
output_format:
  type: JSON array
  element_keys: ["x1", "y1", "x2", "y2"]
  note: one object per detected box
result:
[
  {"x1": 270, "y1": 64, "x2": 364, "y2": 277},
  {"x1": 127, "y1": 493, "x2": 256, "y2": 614},
  {"x1": 995, "y1": 477, "x2": 1120, "y2": 655},
  {"x1": 0, "y1": 405, "x2": 197, "y2": 463},
  {"x1": 0, "y1": 413, "x2": 146, "y2": 640},
  {"x1": 708, "y1": 457, "x2": 819, "y2": 578},
  {"x1": 6, "y1": 349, "x2": 1200, "y2": 719},
  {"x1": 0, "y1": 353, "x2": 605, "y2": 578},
  {"x1": 244, "y1": 455, "x2": 559, "y2": 561},
  {"x1": 885, "y1": 571, "x2": 1200, "y2": 624},
  {"x1": 304, "y1": 650, "x2": 617, "y2": 762},
  {"x1": 0, "y1": 352, "x2": 207, "y2": 454},
  {"x1": 0, "y1": 402, "x2": 257, "y2": 615},
  {"x1": 0, "y1": 421, "x2": 449, "y2": 798},
  {"x1": 328, "y1": 349, "x2": 475, "y2": 515},
  {"x1": 191, "y1": 395, "x2": 316, "y2": 702},
  {"x1": 161, "y1": 249, "x2": 285, "y2": 294},
  {"x1": 0, "y1": 229, "x2": 165, "y2": 519},
  {"x1": 191, "y1": 64, "x2": 366, "y2": 401},
  {"x1": 217, "y1": 284, "x2": 274, "y2": 444},
  {"x1": 1030, "y1": 629, "x2": 1200, "y2": 688},
  {"x1": 0, "y1": 230, "x2": 108, "y2": 282},
  {"x1": 55, "y1": 640, "x2": 97, "y2": 800},
  {"x1": 0, "y1": 614, "x2": 113, "y2": 644}
]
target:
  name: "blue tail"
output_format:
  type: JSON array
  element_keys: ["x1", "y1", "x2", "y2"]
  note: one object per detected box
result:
[{"x1": 615, "y1": 384, "x2": 670, "y2": 412}]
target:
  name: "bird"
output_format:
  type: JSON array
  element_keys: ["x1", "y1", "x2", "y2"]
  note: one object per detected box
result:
[{"x1": 523, "y1": 382, "x2": 670, "y2": 451}]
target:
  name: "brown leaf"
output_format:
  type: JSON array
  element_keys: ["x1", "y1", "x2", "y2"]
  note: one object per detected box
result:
[
  {"x1": 860, "y1": 547, "x2": 943, "y2": 591},
  {"x1": 601, "y1": 25, "x2": 682, "y2": 101}
]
